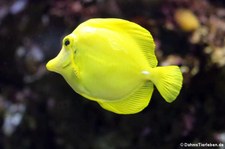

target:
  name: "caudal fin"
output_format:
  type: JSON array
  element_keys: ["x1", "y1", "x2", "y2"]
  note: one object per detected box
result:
[{"x1": 149, "y1": 66, "x2": 183, "y2": 102}]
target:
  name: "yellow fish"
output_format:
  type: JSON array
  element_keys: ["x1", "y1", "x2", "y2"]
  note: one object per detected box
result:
[{"x1": 46, "y1": 18, "x2": 183, "y2": 114}]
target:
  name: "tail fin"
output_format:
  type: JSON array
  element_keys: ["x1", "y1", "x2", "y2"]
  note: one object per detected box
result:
[{"x1": 149, "y1": 66, "x2": 183, "y2": 102}]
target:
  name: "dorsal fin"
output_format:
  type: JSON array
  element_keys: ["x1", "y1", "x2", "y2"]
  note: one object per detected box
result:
[{"x1": 78, "y1": 18, "x2": 158, "y2": 68}]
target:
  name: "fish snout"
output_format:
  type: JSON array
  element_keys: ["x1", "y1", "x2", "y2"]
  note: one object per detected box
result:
[{"x1": 46, "y1": 48, "x2": 70, "y2": 73}]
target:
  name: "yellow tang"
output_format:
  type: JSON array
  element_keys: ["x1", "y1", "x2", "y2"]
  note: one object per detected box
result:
[{"x1": 46, "y1": 18, "x2": 183, "y2": 114}]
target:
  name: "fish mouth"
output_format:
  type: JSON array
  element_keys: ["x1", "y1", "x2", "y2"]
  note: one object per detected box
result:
[
  {"x1": 62, "y1": 62, "x2": 70, "y2": 68},
  {"x1": 46, "y1": 59, "x2": 70, "y2": 72},
  {"x1": 46, "y1": 48, "x2": 70, "y2": 73}
]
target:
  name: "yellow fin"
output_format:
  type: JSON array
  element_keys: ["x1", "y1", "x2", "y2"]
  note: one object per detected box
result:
[
  {"x1": 97, "y1": 81, "x2": 154, "y2": 114},
  {"x1": 149, "y1": 66, "x2": 183, "y2": 102},
  {"x1": 82, "y1": 18, "x2": 158, "y2": 67}
]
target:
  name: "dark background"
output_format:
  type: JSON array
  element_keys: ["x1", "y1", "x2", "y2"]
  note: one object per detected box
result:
[{"x1": 0, "y1": 0, "x2": 225, "y2": 149}]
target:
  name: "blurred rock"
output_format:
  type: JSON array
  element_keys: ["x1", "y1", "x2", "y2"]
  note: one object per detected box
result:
[
  {"x1": 15, "y1": 39, "x2": 46, "y2": 83},
  {"x1": 174, "y1": 9, "x2": 200, "y2": 32},
  {"x1": 2, "y1": 103, "x2": 26, "y2": 136},
  {"x1": 9, "y1": 0, "x2": 28, "y2": 15}
]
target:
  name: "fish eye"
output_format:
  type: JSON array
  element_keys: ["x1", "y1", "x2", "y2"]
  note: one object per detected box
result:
[{"x1": 64, "y1": 39, "x2": 70, "y2": 46}]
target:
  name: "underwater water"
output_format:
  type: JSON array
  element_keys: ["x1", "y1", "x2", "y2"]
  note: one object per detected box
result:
[{"x1": 0, "y1": 0, "x2": 225, "y2": 148}]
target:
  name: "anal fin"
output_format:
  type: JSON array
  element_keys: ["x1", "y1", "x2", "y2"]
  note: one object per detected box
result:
[{"x1": 98, "y1": 81, "x2": 154, "y2": 114}]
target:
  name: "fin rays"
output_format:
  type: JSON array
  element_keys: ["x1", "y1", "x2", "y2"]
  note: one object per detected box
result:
[
  {"x1": 82, "y1": 18, "x2": 158, "y2": 68},
  {"x1": 98, "y1": 81, "x2": 154, "y2": 114},
  {"x1": 148, "y1": 66, "x2": 183, "y2": 103}
]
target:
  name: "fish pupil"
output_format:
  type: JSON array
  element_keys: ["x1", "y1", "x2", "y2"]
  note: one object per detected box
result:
[{"x1": 64, "y1": 39, "x2": 70, "y2": 46}]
